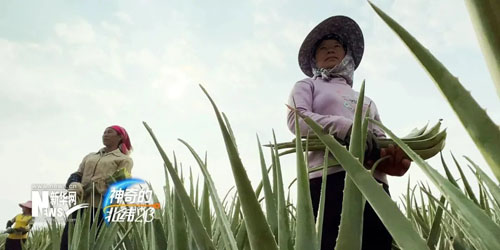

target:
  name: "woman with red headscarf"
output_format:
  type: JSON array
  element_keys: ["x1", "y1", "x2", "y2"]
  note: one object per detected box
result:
[{"x1": 60, "y1": 125, "x2": 133, "y2": 250}]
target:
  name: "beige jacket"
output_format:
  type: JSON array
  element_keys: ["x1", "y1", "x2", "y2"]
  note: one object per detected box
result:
[{"x1": 71, "y1": 148, "x2": 133, "y2": 207}]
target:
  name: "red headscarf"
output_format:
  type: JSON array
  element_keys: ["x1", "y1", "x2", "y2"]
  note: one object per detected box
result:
[{"x1": 110, "y1": 125, "x2": 132, "y2": 155}]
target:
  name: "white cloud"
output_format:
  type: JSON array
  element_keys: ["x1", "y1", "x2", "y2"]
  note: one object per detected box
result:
[
  {"x1": 389, "y1": 0, "x2": 477, "y2": 52},
  {"x1": 114, "y1": 11, "x2": 134, "y2": 25},
  {"x1": 54, "y1": 19, "x2": 96, "y2": 44},
  {"x1": 101, "y1": 21, "x2": 122, "y2": 37}
]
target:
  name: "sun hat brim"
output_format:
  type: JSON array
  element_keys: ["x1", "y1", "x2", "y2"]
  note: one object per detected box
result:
[
  {"x1": 298, "y1": 15, "x2": 364, "y2": 77},
  {"x1": 19, "y1": 201, "x2": 32, "y2": 209}
]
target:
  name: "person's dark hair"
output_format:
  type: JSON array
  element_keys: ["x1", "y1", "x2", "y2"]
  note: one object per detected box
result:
[{"x1": 312, "y1": 33, "x2": 347, "y2": 55}]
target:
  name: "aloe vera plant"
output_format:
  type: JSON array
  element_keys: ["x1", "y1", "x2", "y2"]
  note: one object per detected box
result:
[
  {"x1": 371, "y1": 119, "x2": 500, "y2": 250},
  {"x1": 14, "y1": 1, "x2": 500, "y2": 249},
  {"x1": 368, "y1": 1, "x2": 500, "y2": 182},
  {"x1": 16, "y1": 106, "x2": 500, "y2": 250},
  {"x1": 464, "y1": 0, "x2": 500, "y2": 98},
  {"x1": 334, "y1": 81, "x2": 367, "y2": 250}
]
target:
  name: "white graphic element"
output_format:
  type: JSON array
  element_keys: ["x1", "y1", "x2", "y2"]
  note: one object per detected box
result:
[{"x1": 65, "y1": 203, "x2": 90, "y2": 217}]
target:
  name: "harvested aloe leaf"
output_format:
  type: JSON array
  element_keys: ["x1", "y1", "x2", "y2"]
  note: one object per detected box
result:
[{"x1": 267, "y1": 121, "x2": 446, "y2": 161}]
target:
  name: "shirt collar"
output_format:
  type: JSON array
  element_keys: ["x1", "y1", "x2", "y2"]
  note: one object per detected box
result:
[
  {"x1": 313, "y1": 76, "x2": 350, "y2": 86},
  {"x1": 96, "y1": 147, "x2": 123, "y2": 156}
]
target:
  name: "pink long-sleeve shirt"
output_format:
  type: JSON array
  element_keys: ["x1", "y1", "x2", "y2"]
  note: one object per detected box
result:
[{"x1": 287, "y1": 76, "x2": 388, "y2": 184}]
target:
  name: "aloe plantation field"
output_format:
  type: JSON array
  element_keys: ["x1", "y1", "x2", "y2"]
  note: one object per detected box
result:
[{"x1": 1, "y1": 1, "x2": 499, "y2": 250}]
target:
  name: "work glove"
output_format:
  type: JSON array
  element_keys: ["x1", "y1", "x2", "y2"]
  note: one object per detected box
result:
[
  {"x1": 15, "y1": 228, "x2": 28, "y2": 234},
  {"x1": 342, "y1": 126, "x2": 379, "y2": 153},
  {"x1": 65, "y1": 172, "x2": 82, "y2": 189},
  {"x1": 364, "y1": 131, "x2": 381, "y2": 164},
  {"x1": 6, "y1": 220, "x2": 13, "y2": 229}
]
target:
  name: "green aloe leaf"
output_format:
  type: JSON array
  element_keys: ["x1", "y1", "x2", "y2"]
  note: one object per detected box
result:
[
  {"x1": 292, "y1": 107, "x2": 318, "y2": 250},
  {"x1": 257, "y1": 135, "x2": 278, "y2": 239},
  {"x1": 48, "y1": 214, "x2": 62, "y2": 250},
  {"x1": 235, "y1": 220, "x2": 249, "y2": 249},
  {"x1": 172, "y1": 190, "x2": 189, "y2": 250},
  {"x1": 199, "y1": 84, "x2": 278, "y2": 250},
  {"x1": 295, "y1": 110, "x2": 428, "y2": 250},
  {"x1": 440, "y1": 153, "x2": 460, "y2": 188},
  {"x1": 131, "y1": 222, "x2": 146, "y2": 250},
  {"x1": 369, "y1": 1, "x2": 500, "y2": 182},
  {"x1": 74, "y1": 207, "x2": 90, "y2": 250},
  {"x1": 370, "y1": 118, "x2": 500, "y2": 250},
  {"x1": 143, "y1": 122, "x2": 216, "y2": 250},
  {"x1": 94, "y1": 222, "x2": 119, "y2": 250},
  {"x1": 231, "y1": 197, "x2": 241, "y2": 235},
  {"x1": 272, "y1": 132, "x2": 292, "y2": 250},
  {"x1": 200, "y1": 175, "x2": 212, "y2": 237},
  {"x1": 336, "y1": 81, "x2": 367, "y2": 250},
  {"x1": 113, "y1": 224, "x2": 133, "y2": 250},
  {"x1": 179, "y1": 139, "x2": 252, "y2": 249},
  {"x1": 426, "y1": 196, "x2": 445, "y2": 250},
  {"x1": 177, "y1": 139, "x2": 235, "y2": 250},
  {"x1": 315, "y1": 149, "x2": 328, "y2": 246},
  {"x1": 161, "y1": 158, "x2": 174, "y2": 245},
  {"x1": 451, "y1": 153, "x2": 480, "y2": 205},
  {"x1": 464, "y1": 0, "x2": 500, "y2": 97},
  {"x1": 465, "y1": 156, "x2": 500, "y2": 208},
  {"x1": 89, "y1": 207, "x2": 103, "y2": 248}
]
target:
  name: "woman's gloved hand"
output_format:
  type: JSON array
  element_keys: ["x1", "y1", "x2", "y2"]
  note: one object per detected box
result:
[
  {"x1": 65, "y1": 172, "x2": 82, "y2": 189},
  {"x1": 343, "y1": 126, "x2": 379, "y2": 155},
  {"x1": 6, "y1": 220, "x2": 13, "y2": 229},
  {"x1": 364, "y1": 131, "x2": 381, "y2": 163},
  {"x1": 95, "y1": 179, "x2": 108, "y2": 194},
  {"x1": 13, "y1": 228, "x2": 29, "y2": 234}
]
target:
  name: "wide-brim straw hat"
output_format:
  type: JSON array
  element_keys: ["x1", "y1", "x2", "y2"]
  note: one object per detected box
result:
[
  {"x1": 19, "y1": 200, "x2": 32, "y2": 209},
  {"x1": 298, "y1": 15, "x2": 364, "y2": 77}
]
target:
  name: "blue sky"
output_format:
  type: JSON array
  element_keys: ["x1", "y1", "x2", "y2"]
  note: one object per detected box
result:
[{"x1": 1, "y1": 0, "x2": 498, "y2": 226}]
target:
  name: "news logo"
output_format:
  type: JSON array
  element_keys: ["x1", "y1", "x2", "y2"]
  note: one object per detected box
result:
[
  {"x1": 102, "y1": 178, "x2": 160, "y2": 224},
  {"x1": 31, "y1": 184, "x2": 88, "y2": 222}
]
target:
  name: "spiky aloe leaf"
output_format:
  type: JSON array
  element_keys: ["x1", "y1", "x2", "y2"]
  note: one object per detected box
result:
[
  {"x1": 48, "y1": 213, "x2": 62, "y2": 250},
  {"x1": 465, "y1": 156, "x2": 500, "y2": 208},
  {"x1": 257, "y1": 136, "x2": 278, "y2": 239},
  {"x1": 295, "y1": 111, "x2": 428, "y2": 250},
  {"x1": 172, "y1": 188, "x2": 189, "y2": 250},
  {"x1": 200, "y1": 175, "x2": 212, "y2": 236},
  {"x1": 464, "y1": 0, "x2": 500, "y2": 97},
  {"x1": 179, "y1": 139, "x2": 238, "y2": 250},
  {"x1": 143, "y1": 122, "x2": 216, "y2": 250},
  {"x1": 369, "y1": 1, "x2": 500, "y2": 182},
  {"x1": 199, "y1": 85, "x2": 278, "y2": 250},
  {"x1": 370, "y1": 118, "x2": 500, "y2": 250},
  {"x1": 291, "y1": 105, "x2": 318, "y2": 250},
  {"x1": 336, "y1": 81, "x2": 367, "y2": 250},
  {"x1": 440, "y1": 153, "x2": 460, "y2": 188},
  {"x1": 315, "y1": 149, "x2": 329, "y2": 246},
  {"x1": 74, "y1": 207, "x2": 90, "y2": 250},
  {"x1": 272, "y1": 132, "x2": 292, "y2": 250},
  {"x1": 93, "y1": 221, "x2": 119, "y2": 250},
  {"x1": 451, "y1": 153, "x2": 480, "y2": 205},
  {"x1": 427, "y1": 196, "x2": 445, "y2": 250}
]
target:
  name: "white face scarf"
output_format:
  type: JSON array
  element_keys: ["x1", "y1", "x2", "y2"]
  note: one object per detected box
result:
[{"x1": 311, "y1": 50, "x2": 355, "y2": 86}]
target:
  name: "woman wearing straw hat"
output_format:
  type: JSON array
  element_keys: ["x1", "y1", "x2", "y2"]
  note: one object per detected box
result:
[
  {"x1": 3, "y1": 201, "x2": 33, "y2": 250},
  {"x1": 60, "y1": 125, "x2": 133, "y2": 250},
  {"x1": 287, "y1": 16, "x2": 411, "y2": 249}
]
